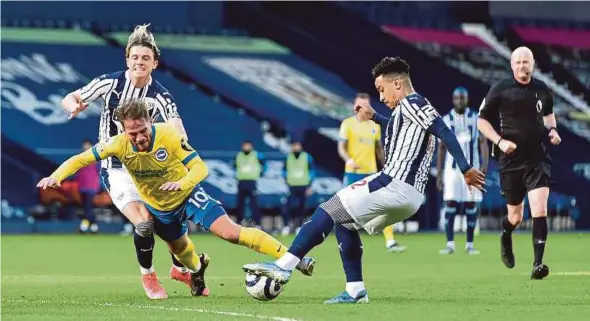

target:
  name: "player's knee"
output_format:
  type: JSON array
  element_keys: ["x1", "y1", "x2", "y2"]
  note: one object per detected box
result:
[
  {"x1": 135, "y1": 220, "x2": 155, "y2": 237},
  {"x1": 122, "y1": 201, "x2": 152, "y2": 225},
  {"x1": 464, "y1": 202, "x2": 478, "y2": 216},
  {"x1": 530, "y1": 203, "x2": 548, "y2": 218},
  {"x1": 444, "y1": 201, "x2": 457, "y2": 218}
]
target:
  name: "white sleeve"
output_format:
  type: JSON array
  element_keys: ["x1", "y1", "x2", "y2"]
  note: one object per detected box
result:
[{"x1": 80, "y1": 74, "x2": 114, "y2": 103}]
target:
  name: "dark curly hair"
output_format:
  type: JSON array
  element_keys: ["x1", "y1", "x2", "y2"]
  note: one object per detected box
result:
[{"x1": 371, "y1": 57, "x2": 410, "y2": 79}]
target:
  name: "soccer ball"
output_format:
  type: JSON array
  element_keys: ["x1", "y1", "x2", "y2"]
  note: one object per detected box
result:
[{"x1": 244, "y1": 272, "x2": 283, "y2": 301}]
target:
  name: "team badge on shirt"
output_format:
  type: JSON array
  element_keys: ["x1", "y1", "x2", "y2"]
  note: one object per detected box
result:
[{"x1": 155, "y1": 148, "x2": 169, "y2": 162}]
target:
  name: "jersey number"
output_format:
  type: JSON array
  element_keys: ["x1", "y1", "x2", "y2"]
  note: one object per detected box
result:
[
  {"x1": 413, "y1": 103, "x2": 439, "y2": 126},
  {"x1": 350, "y1": 180, "x2": 367, "y2": 190},
  {"x1": 188, "y1": 187, "x2": 212, "y2": 210}
]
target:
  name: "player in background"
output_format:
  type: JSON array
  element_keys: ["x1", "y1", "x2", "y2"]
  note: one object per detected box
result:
[
  {"x1": 437, "y1": 87, "x2": 489, "y2": 255},
  {"x1": 244, "y1": 57, "x2": 486, "y2": 303},
  {"x1": 60, "y1": 24, "x2": 190, "y2": 299},
  {"x1": 338, "y1": 93, "x2": 406, "y2": 253},
  {"x1": 38, "y1": 100, "x2": 316, "y2": 297}
]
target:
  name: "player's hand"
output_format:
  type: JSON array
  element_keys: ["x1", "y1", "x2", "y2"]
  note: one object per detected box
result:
[
  {"x1": 548, "y1": 129, "x2": 561, "y2": 145},
  {"x1": 463, "y1": 168, "x2": 486, "y2": 192},
  {"x1": 498, "y1": 139, "x2": 517, "y2": 154},
  {"x1": 353, "y1": 101, "x2": 375, "y2": 121},
  {"x1": 346, "y1": 159, "x2": 361, "y2": 170},
  {"x1": 36, "y1": 177, "x2": 61, "y2": 189},
  {"x1": 159, "y1": 181, "x2": 182, "y2": 191},
  {"x1": 305, "y1": 187, "x2": 313, "y2": 197},
  {"x1": 436, "y1": 175, "x2": 444, "y2": 192},
  {"x1": 67, "y1": 100, "x2": 89, "y2": 120}
]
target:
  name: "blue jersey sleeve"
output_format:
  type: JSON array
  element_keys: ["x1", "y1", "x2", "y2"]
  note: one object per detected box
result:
[{"x1": 371, "y1": 113, "x2": 390, "y2": 128}]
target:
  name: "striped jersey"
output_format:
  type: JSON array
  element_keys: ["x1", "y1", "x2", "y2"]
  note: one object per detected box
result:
[
  {"x1": 79, "y1": 70, "x2": 180, "y2": 169},
  {"x1": 382, "y1": 93, "x2": 439, "y2": 194},
  {"x1": 441, "y1": 108, "x2": 480, "y2": 174}
]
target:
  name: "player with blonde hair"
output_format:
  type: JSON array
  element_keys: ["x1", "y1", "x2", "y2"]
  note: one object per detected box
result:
[{"x1": 61, "y1": 24, "x2": 190, "y2": 299}]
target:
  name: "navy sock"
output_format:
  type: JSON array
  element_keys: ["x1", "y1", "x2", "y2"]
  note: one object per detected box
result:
[
  {"x1": 171, "y1": 252, "x2": 184, "y2": 268},
  {"x1": 444, "y1": 204, "x2": 457, "y2": 242},
  {"x1": 466, "y1": 204, "x2": 478, "y2": 243},
  {"x1": 335, "y1": 225, "x2": 363, "y2": 282},
  {"x1": 532, "y1": 217, "x2": 548, "y2": 266},
  {"x1": 287, "y1": 207, "x2": 334, "y2": 258},
  {"x1": 133, "y1": 230, "x2": 155, "y2": 270}
]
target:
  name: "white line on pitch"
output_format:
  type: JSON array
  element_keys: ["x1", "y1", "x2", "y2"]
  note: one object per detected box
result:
[{"x1": 3, "y1": 299, "x2": 302, "y2": 321}]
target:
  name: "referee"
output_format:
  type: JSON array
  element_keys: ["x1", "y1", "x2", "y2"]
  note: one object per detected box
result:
[{"x1": 477, "y1": 47, "x2": 562, "y2": 280}]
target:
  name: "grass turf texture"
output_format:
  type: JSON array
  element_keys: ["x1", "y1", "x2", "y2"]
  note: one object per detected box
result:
[{"x1": 2, "y1": 233, "x2": 589, "y2": 321}]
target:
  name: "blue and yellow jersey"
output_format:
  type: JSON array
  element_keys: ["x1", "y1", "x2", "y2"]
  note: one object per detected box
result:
[
  {"x1": 50, "y1": 123, "x2": 208, "y2": 212},
  {"x1": 339, "y1": 116, "x2": 381, "y2": 174}
]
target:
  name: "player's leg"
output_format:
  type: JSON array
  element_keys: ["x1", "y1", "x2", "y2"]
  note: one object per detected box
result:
[
  {"x1": 120, "y1": 201, "x2": 169, "y2": 299},
  {"x1": 244, "y1": 173, "x2": 423, "y2": 286},
  {"x1": 103, "y1": 169, "x2": 182, "y2": 298},
  {"x1": 154, "y1": 219, "x2": 210, "y2": 297},
  {"x1": 207, "y1": 210, "x2": 315, "y2": 276},
  {"x1": 324, "y1": 225, "x2": 369, "y2": 304},
  {"x1": 248, "y1": 183, "x2": 262, "y2": 228},
  {"x1": 294, "y1": 187, "x2": 307, "y2": 234},
  {"x1": 440, "y1": 201, "x2": 458, "y2": 254},
  {"x1": 281, "y1": 188, "x2": 296, "y2": 235},
  {"x1": 79, "y1": 191, "x2": 97, "y2": 233},
  {"x1": 236, "y1": 181, "x2": 248, "y2": 225},
  {"x1": 184, "y1": 185, "x2": 316, "y2": 276},
  {"x1": 383, "y1": 225, "x2": 406, "y2": 252},
  {"x1": 464, "y1": 202, "x2": 480, "y2": 255}
]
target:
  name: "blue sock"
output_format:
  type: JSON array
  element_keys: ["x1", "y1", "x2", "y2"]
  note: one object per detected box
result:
[
  {"x1": 466, "y1": 204, "x2": 478, "y2": 243},
  {"x1": 335, "y1": 225, "x2": 363, "y2": 282},
  {"x1": 444, "y1": 203, "x2": 457, "y2": 243},
  {"x1": 287, "y1": 207, "x2": 334, "y2": 258}
]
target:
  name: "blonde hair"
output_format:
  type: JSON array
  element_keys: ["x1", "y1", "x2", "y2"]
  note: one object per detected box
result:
[
  {"x1": 114, "y1": 99, "x2": 150, "y2": 125},
  {"x1": 125, "y1": 23, "x2": 161, "y2": 60}
]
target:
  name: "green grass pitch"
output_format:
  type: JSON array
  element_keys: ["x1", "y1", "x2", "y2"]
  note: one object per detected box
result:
[{"x1": 2, "y1": 233, "x2": 589, "y2": 321}]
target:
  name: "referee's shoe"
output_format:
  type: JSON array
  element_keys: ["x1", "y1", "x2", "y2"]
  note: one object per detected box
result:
[
  {"x1": 500, "y1": 232, "x2": 515, "y2": 268},
  {"x1": 531, "y1": 264, "x2": 550, "y2": 280}
]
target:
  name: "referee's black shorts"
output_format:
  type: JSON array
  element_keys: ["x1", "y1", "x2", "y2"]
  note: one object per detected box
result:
[{"x1": 499, "y1": 159, "x2": 552, "y2": 206}]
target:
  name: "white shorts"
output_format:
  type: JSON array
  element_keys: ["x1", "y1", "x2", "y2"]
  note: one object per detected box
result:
[
  {"x1": 443, "y1": 169, "x2": 482, "y2": 202},
  {"x1": 335, "y1": 172, "x2": 424, "y2": 235},
  {"x1": 101, "y1": 167, "x2": 142, "y2": 212}
]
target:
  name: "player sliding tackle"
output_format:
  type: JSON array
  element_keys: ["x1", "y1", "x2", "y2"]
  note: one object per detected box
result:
[
  {"x1": 243, "y1": 57, "x2": 486, "y2": 304},
  {"x1": 37, "y1": 100, "x2": 316, "y2": 297}
]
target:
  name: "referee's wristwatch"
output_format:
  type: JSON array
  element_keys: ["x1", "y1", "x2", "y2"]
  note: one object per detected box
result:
[{"x1": 548, "y1": 127, "x2": 558, "y2": 134}]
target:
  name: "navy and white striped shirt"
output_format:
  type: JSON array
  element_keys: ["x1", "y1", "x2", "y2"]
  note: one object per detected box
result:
[
  {"x1": 442, "y1": 108, "x2": 480, "y2": 174},
  {"x1": 79, "y1": 70, "x2": 180, "y2": 169},
  {"x1": 381, "y1": 93, "x2": 439, "y2": 194}
]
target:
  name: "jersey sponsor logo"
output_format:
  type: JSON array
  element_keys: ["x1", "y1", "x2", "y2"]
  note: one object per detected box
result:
[
  {"x1": 536, "y1": 100, "x2": 543, "y2": 113},
  {"x1": 180, "y1": 139, "x2": 194, "y2": 152},
  {"x1": 155, "y1": 148, "x2": 168, "y2": 162}
]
